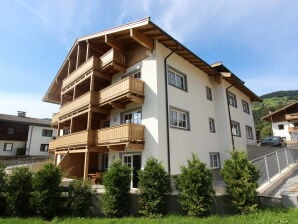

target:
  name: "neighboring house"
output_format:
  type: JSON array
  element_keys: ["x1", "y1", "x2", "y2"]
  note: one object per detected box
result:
[
  {"x1": 43, "y1": 17, "x2": 261, "y2": 185},
  {"x1": 262, "y1": 101, "x2": 298, "y2": 142},
  {"x1": 0, "y1": 111, "x2": 57, "y2": 156}
]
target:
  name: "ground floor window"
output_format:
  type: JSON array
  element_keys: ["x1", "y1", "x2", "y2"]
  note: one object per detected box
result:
[
  {"x1": 209, "y1": 152, "x2": 220, "y2": 169},
  {"x1": 40, "y1": 144, "x2": 49, "y2": 152},
  {"x1": 102, "y1": 154, "x2": 109, "y2": 171},
  {"x1": 3, "y1": 143, "x2": 13, "y2": 151},
  {"x1": 246, "y1": 125, "x2": 254, "y2": 139},
  {"x1": 122, "y1": 153, "x2": 141, "y2": 188}
]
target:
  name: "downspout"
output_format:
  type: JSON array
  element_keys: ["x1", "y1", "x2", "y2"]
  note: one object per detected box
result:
[
  {"x1": 27, "y1": 125, "x2": 34, "y2": 155},
  {"x1": 226, "y1": 84, "x2": 235, "y2": 150},
  {"x1": 164, "y1": 44, "x2": 179, "y2": 175}
]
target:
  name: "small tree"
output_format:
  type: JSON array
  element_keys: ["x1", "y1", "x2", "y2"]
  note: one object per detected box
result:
[
  {"x1": 176, "y1": 154, "x2": 214, "y2": 217},
  {"x1": 68, "y1": 179, "x2": 94, "y2": 217},
  {"x1": 102, "y1": 159, "x2": 131, "y2": 217},
  {"x1": 5, "y1": 167, "x2": 33, "y2": 216},
  {"x1": 138, "y1": 157, "x2": 170, "y2": 217},
  {"x1": 221, "y1": 150, "x2": 259, "y2": 214},
  {"x1": 31, "y1": 163, "x2": 62, "y2": 219},
  {"x1": 0, "y1": 162, "x2": 6, "y2": 216}
]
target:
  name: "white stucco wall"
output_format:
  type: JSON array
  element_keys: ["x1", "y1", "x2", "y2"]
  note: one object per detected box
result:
[
  {"x1": 0, "y1": 140, "x2": 26, "y2": 156},
  {"x1": 26, "y1": 125, "x2": 57, "y2": 156},
  {"x1": 272, "y1": 121, "x2": 291, "y2": 141}
]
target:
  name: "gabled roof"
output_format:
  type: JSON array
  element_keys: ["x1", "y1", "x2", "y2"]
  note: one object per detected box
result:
[
  {"x1": 261, "y1": 101, "x2": 298, "y2": 122},
  {"x1": 0, "y1": 113, "x2": 51, "y2": 126},
  {"x1": 43, "y1": 17, "x2": 261, "y2": 104}
]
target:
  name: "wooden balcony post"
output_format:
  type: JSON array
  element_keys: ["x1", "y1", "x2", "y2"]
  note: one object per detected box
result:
[
  {"x1": 76, "y1": 44, "x2": 80, "y2": 69},
  {"x1": 70, "y1": 118, "x2": 73, "y2": 134},
  {"x1": 57, "y1": 122, "x2": 60, "y2": 137},
  {"x1": 83, "y1": 151, "x2": 89, "y2": 180},
  {"x1": 67, "y1": 59, "x2": 71, "y2": 76},
  {"x1": 86, "y1": 40, "x2": 90, "y2": 61},
  {"x1": 87, "y1": 110, "x2": 92, "y2": 130}
]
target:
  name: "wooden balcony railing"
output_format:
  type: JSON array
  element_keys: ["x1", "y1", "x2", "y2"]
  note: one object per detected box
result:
[
  {"x1": 95, "y1": 123, "x2": 144, "y2": 145},
  {"x1": 59, "y1": 92, "x2": 92, "y2": 119},
  {"x1": 52, "y1": 113, "x2": 59, "y2": 125},
  {"x1": 288, "y1": 126, "x2": 298, "y2": 132},
  {"x1": 49, "y1": 130, "x2": 94, "y2": 150},
  {"x1": 286, "y1": 113, "x2": 298, "y2": 121},
  {"x1": 62, "y1": 57, "x2": 100, "y2": 90},
  {"x1": 100, "y1": 48, "x2": 125, "y2": 69},
  {"x1": 96, "y1": 76, "x2": 144, "y2": 106}
]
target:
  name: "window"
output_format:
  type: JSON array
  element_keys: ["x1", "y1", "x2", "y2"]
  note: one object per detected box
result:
[
  {"x1": 122, "y1": 69, "x2": 141, "y2": 79},
  {"x1": 170, "y1": 107, "x2": 189, "y2": 130},
  {"x1": 209, "y1": 118, "x2": 216, "y2": 133},
  {"x1": 102, "y1": 154, "x2": 109, "y2": 171},
  {"x1": 278, "y1": 124, "x2": 284, "y2": 130},
  {"x1": 42, "y1": 129, "x2": 53, "y2": 137},
  {"x1": 168, "y1": 67, "x2": 187, "y2": 91},
  {"x1": 242, "y1": 100, "x2": 250, "y2": 114},
  {"x1": 210, "y1": 152, "x2": 220, "y2": 169},
  {"x1": 231, "y1": 120, "x2": 241, "y2": 137},
  {"x1": 63, "y1": 128, "x2": 70, "y2": 135},
  {"x1": 122, "y1": 154, "x2": 141, "y2": 188},
  {"x1": 206, "y1": 86, "x2": 212, "y2": 101},
  {"x1": 123, "y1": 110, "x2": 142, "y2": 124},
  {"x1": 7, "y1": 128, "x2": 15, "y2": 135},
  {"x1": 40, "y1": 144, "x2": 49, "y2": 152},
  {"x1": 246, "y1": 126, "x2": 254, "y2": 139},
  {"x1": 3, "y1": 143, "x2": 13, "y2": 151},
  {"x1": 227, "y1": 91, "x2": 237, "y2": 107}
]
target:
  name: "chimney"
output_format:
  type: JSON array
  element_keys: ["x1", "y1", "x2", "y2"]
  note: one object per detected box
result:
[{"x1": 17, "y1": 111, "x2": 26, "y2": 117}]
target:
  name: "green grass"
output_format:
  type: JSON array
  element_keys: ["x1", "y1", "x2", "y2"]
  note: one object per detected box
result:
[{"x1": 0, "y1": 209, "x2": 297, "y2": 224}]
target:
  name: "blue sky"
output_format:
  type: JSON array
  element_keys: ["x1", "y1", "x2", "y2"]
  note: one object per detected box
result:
[{"x1": 0, "y1": 0, "x2": 297, "y2": 118}]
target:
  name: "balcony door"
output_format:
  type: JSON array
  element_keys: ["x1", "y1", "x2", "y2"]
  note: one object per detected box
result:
[
  {"x1": 122, "y1": 109, "x2": 142, "y2": 124},
  {"x1": 122, "y1": 154, "x2": 141, "y2": 188}
]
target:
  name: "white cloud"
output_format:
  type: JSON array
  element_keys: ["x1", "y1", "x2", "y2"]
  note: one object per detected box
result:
[{"x1": 0, "y1": 92, "x2": 59, "y2": 119}]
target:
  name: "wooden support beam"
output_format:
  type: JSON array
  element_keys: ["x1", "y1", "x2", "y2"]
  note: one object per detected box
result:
[
  {"x1": 130, "y1": 28, "x2": 154, "y2": 50},
  {"x1": 105, "y1": 35, "x2": 125, "y2": 53},
  {"x1": 91, "y1": 107, "x2": 109, "y2": 115},
  {"x1": 214, "y1": 75, "x2": 222, "y2": 84},
  {"x1": 83, "y1": 151, "x2": 89, "y2": 180},
  {"x1": 110, "y1": 102, "x2": 125, "y2": 109},
  {"x1": 126, "y1": 143, "x2": 144, "y2": 150},
  {"x1": 87, "y1": 110, "x2": 92, "y2": 130},
  {"x1": 128, "y1": 94, "x2": 144, "y2": 105},
  {"x1": 69, "y1": 149, "x2": 88, "y2": 153},
  {"x1": 108, "y1": 144, "x2": 125, "y2": 151},
  {"x1": 93, "y1": 70, "x2": 112, "y2": 81}
]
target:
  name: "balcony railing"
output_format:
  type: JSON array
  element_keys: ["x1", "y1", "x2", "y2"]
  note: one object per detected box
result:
[
  {"x1": 100, "y1": 48, "x2": 125, "y2": 69},
  {"x1": 286, "y1": 113, "x2": 298, "y2": 121},
  {"x1": 52, "y1": 113, "x2": 59, "y2": 125},
  {"x1": 49, "y1": 130, "x2": 94, "y2": 150},
  {"x1": 58, "y1": 92, "x2": 92, "y2": 119},
  {"x1": 62, "y1": 57, "x2": 100, "y2": 90},
  {"x1": 95, "y1": 123, "x2": 144, "y2": 145},
  {"x1": 96, "y1": 77, "x2": 144, "y2": 106}
]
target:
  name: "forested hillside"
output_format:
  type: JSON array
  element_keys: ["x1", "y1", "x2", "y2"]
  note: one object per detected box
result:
[{"x1": 252, "y1": 90, "x2": 298, "y2": 140}]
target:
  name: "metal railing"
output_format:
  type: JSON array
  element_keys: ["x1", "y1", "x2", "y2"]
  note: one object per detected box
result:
[{"x1": 251, "y1": 147, "x2": 298, "y2": 186}]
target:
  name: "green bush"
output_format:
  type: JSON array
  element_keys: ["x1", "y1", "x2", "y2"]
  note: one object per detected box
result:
[
  {"x1": 0, "y1": 162, "x2": 6, "y2": 216},
  {"x1": 31, "y1": 163, "x2": 62, "y2": 219},
  {"x1": 176, "y1": 154, "x2": 214, "y2": 217},
  {"x1": 138, "y1": 157, "x2": 170, "y2": 217},
  {"x1": 16, "y1": 148, "x2": 26, "y2": 156},
  {"x1": 102, "y1": 159, "x2": 131, "y2": 217},
  {"x1": 68, "y1": 179, "x2": 94, "y2": 217},
  {"x1": 5, "y1": 167, "x2": 33, "y2": 216},
  {"x1": 221, "y1": 150, "x2": 259, "y2": 214}
]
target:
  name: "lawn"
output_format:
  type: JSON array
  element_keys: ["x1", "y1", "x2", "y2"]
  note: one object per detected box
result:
[{"x1": 0, "y1": 209, "x2": 297, "y2": 224}]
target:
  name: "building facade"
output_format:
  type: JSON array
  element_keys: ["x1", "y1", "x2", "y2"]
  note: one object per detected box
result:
[
  {"x1": 262, "y1": 102, "x2": 298, "y2": 142},
  {"x1": 43, "y1": 18, "x2": 261, "y2": 184},
  {"x1": 0, "y1": 112, "x2": 57, "y2": 156}
]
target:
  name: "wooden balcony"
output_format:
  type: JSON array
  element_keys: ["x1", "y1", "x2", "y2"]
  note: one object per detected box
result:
[
  {"x1": 286, "y1": 113, "x2": 298, "y2": 121},
  {"x1": 288, "y1": 127, "x2": 298, "y2": 132},
  {"x1": 49, "y1": 130, "x2": 94, "y2": 150},
  {"x1": 96, "y1": 77, "x2": 144, "y2": 108},
  {"x1": 95, "y1": 124, "x2": 144, "y2": 148},
  {"x1": 62, "y1": 56, "x2": 100, "y2": 90},
  {"x1": 52, "y1": 113, "x2": 59, "y2": 126},
  {"x1": 99, "y1": 48, "x2": 126, "y2": 74},
  {"x1": 59, "y1": 92, "x2": 92, "y2": 120}
]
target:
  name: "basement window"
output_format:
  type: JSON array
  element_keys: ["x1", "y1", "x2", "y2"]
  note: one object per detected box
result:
[{"x1": 3, "y1": 143, "x2": 13, "y2": 151}]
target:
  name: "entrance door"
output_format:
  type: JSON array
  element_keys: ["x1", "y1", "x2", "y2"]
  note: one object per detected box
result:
[{"x1": 123, "y1": 154, "x2": 141, "y2": 188}]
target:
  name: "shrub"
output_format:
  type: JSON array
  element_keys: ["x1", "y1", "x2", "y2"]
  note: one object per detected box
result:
[
  {"x1": 0, "y1": 162, "x2": 6, "y2": 216},
  {"x1": 31, "y1": 163, "x2": 62, "y2": 219},
  {"x1": 102, "y1": 159, "x2": 131, "y2": 217},
  {"x1": 16, "y1": 148, "x2": 26, "y2": 156},
  {"x1": 68, "y1": 179, "x2": 94, "y2": 217},
  {"x1": 176, "y1": 153, "x2": 214, "y2": 217},
  {"x1": 5, "y1": 167, "x2": 33, "y2": 216},
  {"x1": 138, "y1": 157, "x2": 170, "y2": 217},
  {"x1": 221, "y1": 150, "x2": 259, "y2": 214}
]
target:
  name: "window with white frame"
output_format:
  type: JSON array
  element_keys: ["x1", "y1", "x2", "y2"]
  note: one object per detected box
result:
[
  {"x1": 209, "y1": 118, "x2": 215, "y2": 133},
  {"x1": 168, "y1": 67, "x2": 187, "y2": 91},
  {"x1": 7, "y1": 128, "x2": 14, "y2": 135},
  {"x1": 242, "y1": 100, "x2": 250, "y2": 114},
  {"x1": 170, "y1": 107, "x2": 189, "y2": 129},
  {"x1": 231, "y1": 120, "x2": 241, "y2": 137},
  {"x1": 122, "y1": 69, "x2": 141, "y2": 79},
  {"x1": 102, "y1": 154, "x2": 109, "y2": 171},
  {"x1": 40, "y1": 144, "x2": 49, "y2": 152},
  {"x1": 227, "y1": 91, "x2": 237, "y2": 107},
  {"x1": 3, "y1": 143, "x2": 13, "y2": 151},
  {"x1": 209, "y1": 152, "x2": 220, "y2": 169},
  {"x1": 42, "y1": 129, "x2": 53, "y2": 137},
  {"x1": 246, "y1": 126, "x2": 254, "y2": 139},
  {"x1": 206, "y1": 86, "x2": 212, "y2": 101},
  {"x1": 123, "y1": 109, "x2": 142, "y2": 124}
]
